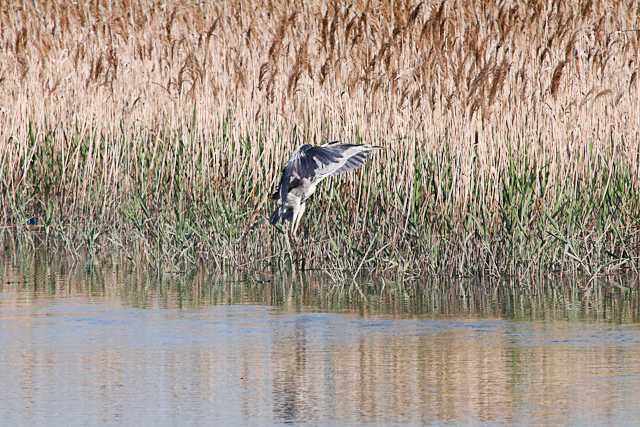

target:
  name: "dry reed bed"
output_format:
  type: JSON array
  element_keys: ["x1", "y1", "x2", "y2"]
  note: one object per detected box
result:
[{"x1": 0, "y1": 0, "x2": 639, "y2": 276}]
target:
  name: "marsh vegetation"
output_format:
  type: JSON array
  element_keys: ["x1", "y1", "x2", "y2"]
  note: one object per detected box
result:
[{"x1": 1, "y1": 1, "x2": 639, "y2": 277}]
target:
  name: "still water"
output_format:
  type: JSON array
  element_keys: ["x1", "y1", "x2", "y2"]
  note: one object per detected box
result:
[{"x1": 1, "y1": 256, "x2": 640, "y2": 426}]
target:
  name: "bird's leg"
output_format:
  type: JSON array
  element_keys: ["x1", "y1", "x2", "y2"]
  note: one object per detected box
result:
[
  {"x1": 291, "y1": 202, "x2": 306, "y2": 238},
  {"x1": 284, "y1": 227, "x2": 295, "y2": 271},
  {"x1": 291, "y1": 203, "x2": 307, "y2": 271},
  {"x1": 289, "y1": 207, "x2": 299, "y2": 242},
  {"x1": 285, "y1": 227, "x2": 303, "y2": 272},
  {"x1": 284, "y1": 206, "x2": 297, "y2": 271}
]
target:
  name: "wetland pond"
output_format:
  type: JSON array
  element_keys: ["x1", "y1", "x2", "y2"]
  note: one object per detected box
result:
[{"x1": 2, "y1": 255, "x2": 640, "y2": 426}]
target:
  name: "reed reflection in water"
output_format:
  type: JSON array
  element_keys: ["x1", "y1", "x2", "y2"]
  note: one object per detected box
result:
[{"x1": 1, "y1": 255, "x2": 640, "y2": 426}]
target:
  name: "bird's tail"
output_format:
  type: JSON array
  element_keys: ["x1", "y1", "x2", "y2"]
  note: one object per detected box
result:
[{"x1": 270, "y1": 207, "x2": 294, "y2": 225}]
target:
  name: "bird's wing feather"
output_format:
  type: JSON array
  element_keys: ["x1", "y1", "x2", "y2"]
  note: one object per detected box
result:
[
  {"x1": 293, "y1": 143, "x2": 375, "y2": 181},
  {"x1": 326, "y1": 148, "x2": 371, "y2": 176},
  {"x1": 277, "y1": 165, "x2": 291, "y2": 203}
]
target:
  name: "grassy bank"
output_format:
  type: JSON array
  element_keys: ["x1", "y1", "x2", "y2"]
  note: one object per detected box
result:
[{"x1": 1, "y1": 1, "x2": 639, "y2": 277}]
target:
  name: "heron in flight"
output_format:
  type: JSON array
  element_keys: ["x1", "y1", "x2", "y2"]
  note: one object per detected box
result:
[{"x1": 270, "y1": 141, "x2": 381, "y2": 236}]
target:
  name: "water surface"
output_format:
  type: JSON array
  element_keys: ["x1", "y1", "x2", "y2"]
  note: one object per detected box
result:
[{"x1": 1, "y1": 256, "x2": 640, "y2": 426}]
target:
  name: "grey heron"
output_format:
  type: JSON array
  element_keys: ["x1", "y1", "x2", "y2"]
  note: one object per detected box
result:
[{"x1": 270, "y1": 141, "x2": 381, "y2": 236}]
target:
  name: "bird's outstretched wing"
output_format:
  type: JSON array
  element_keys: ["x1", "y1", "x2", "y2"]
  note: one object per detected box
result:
[
  {"x1": 274, "y1": 142, "x2": 380, "y2": 203},
  {"x1": 294, "y1": 142, "x2": 378, "y2": 181}
]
